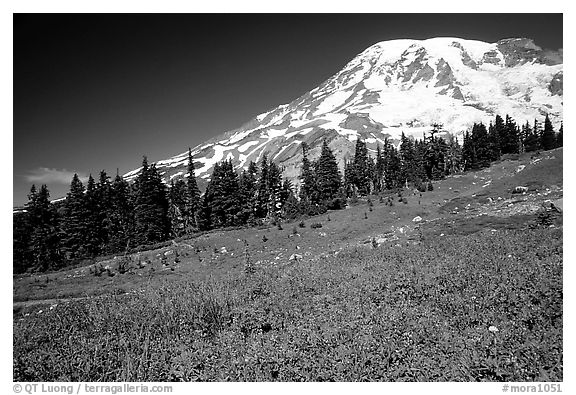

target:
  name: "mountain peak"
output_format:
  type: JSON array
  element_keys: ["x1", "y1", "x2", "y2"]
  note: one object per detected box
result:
[{"x1": 123, "y1": 37, "x2": 562, "y2": 190}]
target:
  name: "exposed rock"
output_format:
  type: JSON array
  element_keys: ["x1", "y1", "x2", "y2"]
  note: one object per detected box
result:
[
  {"x1": 412, "y1": 216, "x2": 423, "y2": 222},
  {"x1": 549, "y1": 71, "x2": 563, "y2": 96},
  {"x1": 497, "y1": 38, "x2": 562, "y2": 67},
  {"x1": 453, "y1": 41, "x2": 479, "y2": 69},
  {"x1": 413, "y1": 64, "x2": 435, "y2": 83},
  {"x1": 482, "y1": 50, "x2": 502, "y2": 65},
  {"x1": 434, "y1": 59, "x2": 455, "y2": 87}
]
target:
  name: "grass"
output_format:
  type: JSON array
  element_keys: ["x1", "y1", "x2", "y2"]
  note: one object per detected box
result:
[
  {"x1": 13, "y1": 227, "x2": 562, "y2": 381},
  {"x1": 13, "y1": 148, "x2": 563, "y2": 381}
]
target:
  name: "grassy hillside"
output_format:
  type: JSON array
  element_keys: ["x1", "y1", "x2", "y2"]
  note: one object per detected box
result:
[{"x1": 13, "y1": 148, "x2": 563, "y2": 381}]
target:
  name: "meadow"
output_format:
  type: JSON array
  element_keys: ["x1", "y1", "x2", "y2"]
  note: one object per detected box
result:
[
  {"x1": 13, "y1": 226, "x2": 562, "y2": 381},
  {"x1": 13, "y1": 149, "x2": 563, "y2": 381}
]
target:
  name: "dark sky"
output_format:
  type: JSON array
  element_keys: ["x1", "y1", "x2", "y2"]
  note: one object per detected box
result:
[{"x1": 13, "y1": 13, "x2": 563, "y2": 206}]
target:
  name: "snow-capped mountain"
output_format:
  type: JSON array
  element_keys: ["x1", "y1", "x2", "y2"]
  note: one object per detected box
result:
[{"x1": 124, "y1": 37, "x2": 563, "y2": 187}]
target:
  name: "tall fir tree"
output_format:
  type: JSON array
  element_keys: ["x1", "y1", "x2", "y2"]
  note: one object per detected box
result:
[
  {"x1": 385, "y1": 143, "x2": 401, "y2": 190},
  {"x1": 316, "y1": 140, "x2": 342, "y2": 203},
  {"x1": 61, "y1": 174, "x2": 88, "y2": 260},
  {"x1": 134, "y1": 157, "x2": 170, "y2": 245},
  {"x1": 461, "y1": 130, "x2": 476, "y2": 170},
  {"x1": 205, "y1": 160, "x2": 241, "y2": 227},
  {"x1": 487, "y1": 121, "x2": 502, "y2": 161},
  {"x1": 267, "y1": 161, "x2": 283, "y2": 220},
  {"x1": 238, "y1": 166, "x2": 257, "y2": 224},
  {"x1": 185, "y1": 148, "x2": 201, "y2": 231},
  {"x1": 299, "y1": 142, "x2": 318, "y2": 203},
  {"x1": 27, "y1": 184, "x2": 62, "y2": 271},
  {"x1": 168, "y1": 179, "x2": 188, "y2": 237},
  {"x1": 96, "y1": 170, "x2": 113, "y2": 252},
  {"x1": 255, "y1": 154, "x2": 270, "y2": 218},
  {"x1": 13, "y1": 210, "x2": 33, "y2": 273},
  {"x1": 352, "y1": 138, "x2": 371, "y2": 195},
  {"x1": 83, "y1": 174, "x2": 102, "y2": 257},
  {"x1": 501, "y1": 115, "x2": 520, "y2": 154},
  {"x1": 556, "y1": 122, "x2": 563, "y2": 148},
  {"x1": 374, "y1": 144, "x2": 385, "y2": 192},
  {"x1": 107, "y1": 172, "x2": 134, "y2": 252},
  {"x1": 523, "y1": 121, "x2": 539, "y2": 152},
  {"x1": 399, "y1": 132, "x2": 416, "y2": 187},
  {"x1": 471, "y1": 122, "x2": 492, "y2": 169},
  {"x1": 541, "y1": 114, "x2": 556, "y2": 150},
  {"x1": 493, "y1": 115, "x2": 507, "y2": 155}
]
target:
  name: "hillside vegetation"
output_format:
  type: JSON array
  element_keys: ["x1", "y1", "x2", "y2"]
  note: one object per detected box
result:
[{"x1": 13, "y1": 148, "x2": 563, "y2": 381}]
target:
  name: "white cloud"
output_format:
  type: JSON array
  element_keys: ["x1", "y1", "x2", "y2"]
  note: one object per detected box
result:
[{"x1": 24, "y1": 168, "x2": 89, "y2": 185}]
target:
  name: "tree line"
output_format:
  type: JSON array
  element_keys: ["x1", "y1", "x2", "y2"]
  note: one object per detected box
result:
[{"x1": 13, "y1": 114, "x2": 562, "y2": 273}]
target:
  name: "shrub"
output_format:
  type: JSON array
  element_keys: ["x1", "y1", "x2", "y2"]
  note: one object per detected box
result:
[
  {"x1": 298, "y1": 220, "x2": 306, "y2": 228},
  {"x1": 326, "y1": 197, "x2": 347, "y2": 210},
  {"x1": 427, "y1": 181, "x2": 434, "y2": 191},
  {"x1": 402, "y1": 198, "x2": 408, "y2": 204},
  {"x1": 310, "y1": 222, "x2": 323, "y2": 229}
]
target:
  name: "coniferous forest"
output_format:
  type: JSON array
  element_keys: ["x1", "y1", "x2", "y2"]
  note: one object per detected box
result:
[{"x1": 13, "y1": 114, "x2": 563, "y2": 273}]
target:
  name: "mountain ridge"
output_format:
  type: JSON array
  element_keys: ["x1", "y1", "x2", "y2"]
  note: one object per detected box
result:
[{"x1": 122, "y1": 37, "x2": 563, "y2": 189}]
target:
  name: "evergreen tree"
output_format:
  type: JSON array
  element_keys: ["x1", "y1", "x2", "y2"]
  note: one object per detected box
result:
[
  {"x1": 556, "y1": 122, "x2": 563, "y2": 148},
  {"x1": 471, "y1": 122, "x2": 492, "y2": 169},
  {"x1": 445, "y1": 134, "x2": 463, "y2": 174},
  {"x1": 494, "y1": 115, "x2": 507, "y2": 155},
  {"x1": 488, "y1": 121, "x2": 502, "y2": 161},
  {"x1": 268, "y1": 161, "x2": 283, "y2": 220},
  {"x1": 168, "y1": 179, "x2": 187, "y2": 237},
  {"x1": 385, "y1": 142, "x2": 401, "y2": 190},
  {"x1": 374, "y1": 144, "x2": 385, "y2": 193},
  {"x1": 107, "y1": 172, "x2": 134, "y2": 252},
  {"x1": 197, "y1": 194, "x2": 212, "y2": 231},
  {"x1": 461, "y1": 130, "x2": 476, "y2": 170},
  {"x1": 185, "y1": 148, "x2": 201, "y2": 231},
  {"x1": 255, "y1": 154, "x2": 270, "y2": 218},
  {"x1": 344, "y1": 159, "x2": 356, "y2": 197},
  {"x1": 206, "y1": 160, "x2": 241, "y2": 227},
  {"x1": 61, "y1": 174, "x2": 88, "y2": 260},
  {"x1": 501, "y1": 115, "x2": 520, "y2": 154},
  {"x1": 27, "y1": 184, "x2": 62, "y2": 271},
  {"x1": 83, "y1": 174, "x2": 102, "y2": 257},
  {"x1": 316, "y1": 140, "x2": 342, "y2": 203},
  {"x1": 281, "y1": 189, "x2": 300, "y2": 220},
  {"x1": 238, "y1": 161, "x2": 259, "y2": 224},
  {"x1": 238, "y1": 169, "x2": 255, "y2": 224},
  {"x1": 299, "y1": 143, "x2": 318, "y2": 203},
  {"x1": 133, "y1": 157, "x2": 170, "y2": 245},
  {"x1": 96, "y1": 170, "x2": 112, "y2": 252},
  {"x1": 13, "y1": 210, "x2": 33, "y2": 273},
  {"x1": 399, "y1": 132, "x2": 417, "y2": 187},
  {"x1": 280, "y1": 178, "x2": 294, "y2": 206},
  {"x1": 423, "y1": 127, "x2": 449, "y2": 180},
  {"x1": 523, "y1": 121, "x2": 539, "y2": 153},
  {"x1": 541, "y1": 114, "x2": 556, "y2": 150},
  {"x1": 352, "y1": 138, "x2": 371, "y2": 195}
]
